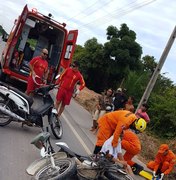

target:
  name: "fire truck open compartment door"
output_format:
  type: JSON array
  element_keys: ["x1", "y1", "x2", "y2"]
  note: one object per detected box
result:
[{"x1": 60, "y1": 30, "x2": 78, "y2": 69}]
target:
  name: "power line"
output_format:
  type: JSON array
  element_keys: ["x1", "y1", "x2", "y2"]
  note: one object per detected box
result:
[
  {"x1": 66, "y1": 0, "x2": 142, "y2": 35},
  {"x1": 66, "y1": 0, "x2": 99, "y2": 21},
  {"x1": 79, "y1": 0, "x2": 157, "y2": 29},
  {"x1": 67, "y1": 0, "x2": 157, "y2": 41},
  {"x1": 77, "y1": 0, "x2": 116, "y2": 21},
  {"x1": 77, "y1": 0, "x2": 157, "y2": 39},
  {"x1": 66, "y1": 0, "x2": 113, "y2": 21}
]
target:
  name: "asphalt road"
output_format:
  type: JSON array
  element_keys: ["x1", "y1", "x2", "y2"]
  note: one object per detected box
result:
[{"x1": 0, "y1": 90, "x2": 94, "y2": 180}]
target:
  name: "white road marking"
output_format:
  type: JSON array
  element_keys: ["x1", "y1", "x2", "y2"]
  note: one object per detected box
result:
[{"x1": 62, "y1": 113, "x2": 92, "y2": 155}]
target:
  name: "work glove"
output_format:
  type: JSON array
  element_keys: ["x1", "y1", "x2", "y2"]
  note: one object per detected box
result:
[
  {"x1": 159, "y1": 173, "x2": 164, "y2": 180},
  {"x1": 153, "y1": 171, "x2": 157, "y2": 177},
  {"x1": 75, "y1": 89, "x2": 80, "y2": 95}
]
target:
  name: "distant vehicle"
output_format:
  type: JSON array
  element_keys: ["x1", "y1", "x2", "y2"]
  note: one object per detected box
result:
[{"x1": 0, "y1": 5, "x2": 78, "y2": 83}]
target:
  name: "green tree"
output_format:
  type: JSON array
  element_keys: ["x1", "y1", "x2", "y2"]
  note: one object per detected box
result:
[
  {"x1": 104, "y1": 24, "x2": 143, "y2": 87},
  {"x1": 123, "y1": 71, "x2": 149, "y2": 106},
  {"x1": 149, "y1": 85, "x2": 176, "y2": 138},
  {"x1": 74, "y1": 38, "x2": 107, "y2": 92},
  {"x1": 142, "y1": 55, "x2": 157, "y2": 74},
  {"x1": 73, "y1": 45, "x2": 85, "y2": 61},
  {"x1": 74, "y1": 24, "x2": 143, "y2": 92}
]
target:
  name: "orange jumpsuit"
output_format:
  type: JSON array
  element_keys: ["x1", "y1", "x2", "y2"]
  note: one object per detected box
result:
[
  {"x1": 96, "y1": 110, "x2": 137, "y2": 148},
  {"x1": 147, "y1": 150, "x2": 175, "y2": 175},
  {"x1": 121, "y1": 129, "x2": 141, "y2": 166}
]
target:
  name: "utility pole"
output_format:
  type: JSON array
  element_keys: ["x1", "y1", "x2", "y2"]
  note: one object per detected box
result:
[{"x1": 136, "y1": 26, "x2": 176, "y2": 113}]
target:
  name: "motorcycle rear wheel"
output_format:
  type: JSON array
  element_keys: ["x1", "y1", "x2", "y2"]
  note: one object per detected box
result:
[
  {"x1": 33, "y1": 158, "x2": 76, "y2": 180},
  {"x1": 50, "y1": 113, "x2": 63, "y2": 139},
  {"x1": 0, "y1": 93, "x2": 12, "y2": 126}
]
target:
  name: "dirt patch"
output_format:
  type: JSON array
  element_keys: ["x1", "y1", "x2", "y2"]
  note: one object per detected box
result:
[{"x1": 75, "y1": 87, "x2": 100, "y2": 114}]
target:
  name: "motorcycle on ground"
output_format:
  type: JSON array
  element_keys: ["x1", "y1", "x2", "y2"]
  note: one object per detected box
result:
[
  {"x1": 57, "y1": 143, "x2": 134, "y2": 180},
  {"x1": 0, "y1": 81, "x2": 62, "y2": 139},
  {"x1": 26, "y1": 130, "x2": 77, "y2": 180},
  {"x1": 26, "y1": 131, "x2": 134, "y2": 180}
]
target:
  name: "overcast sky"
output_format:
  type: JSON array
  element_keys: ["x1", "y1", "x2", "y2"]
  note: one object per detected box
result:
[{"x1": 0, "y1": 0, "x2": 176, "y2": 83}]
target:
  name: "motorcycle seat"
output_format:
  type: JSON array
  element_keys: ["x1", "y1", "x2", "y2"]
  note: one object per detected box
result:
[{"x1": 9, "y1": 86, "x2": 34, "y2": 106}]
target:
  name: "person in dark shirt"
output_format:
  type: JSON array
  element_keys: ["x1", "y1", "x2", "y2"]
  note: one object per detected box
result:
[
  {"x1": 113, "y1": 88, "x2": 127, "y2": 110},
  {"x1": 90, "y1": 88, "x2": 114, "y2": 132},
  {"x1": 23, "y1": 42, "x2": 32, "y2": 62}
]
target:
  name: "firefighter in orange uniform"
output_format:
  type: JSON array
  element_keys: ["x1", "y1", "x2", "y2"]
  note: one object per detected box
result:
[
  {"x1": 93, "y1": 110, "x2": 146, "y2": 154},
  {"x1": 121, "y1": 129, "x2": 141, "y2": 167},
  {"x1": 147, "y1": 144, "x2": 175, "y2": 179}
]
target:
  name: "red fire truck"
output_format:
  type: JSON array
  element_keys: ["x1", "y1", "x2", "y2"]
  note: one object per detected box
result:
[{"x1": 0, "y1": 5, "x2": 78, "y2": 83}]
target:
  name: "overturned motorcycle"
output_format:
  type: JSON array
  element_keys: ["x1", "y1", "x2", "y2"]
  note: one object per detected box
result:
[
  {"x1": 0, "y1": 81, "x2": 62, "y2": 139},
  {"x1": 26, "y1": 131, "x2": 134, "y2": 180}
]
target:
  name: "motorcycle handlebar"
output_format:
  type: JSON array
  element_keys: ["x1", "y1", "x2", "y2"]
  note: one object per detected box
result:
[{"x1": 34, "y1": 84, "x2": 58, "y2": 94}]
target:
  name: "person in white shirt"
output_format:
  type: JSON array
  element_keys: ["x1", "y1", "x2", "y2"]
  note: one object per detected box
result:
[{"x1": 100, "y1": 136, "x2": 134, "y2": 176}]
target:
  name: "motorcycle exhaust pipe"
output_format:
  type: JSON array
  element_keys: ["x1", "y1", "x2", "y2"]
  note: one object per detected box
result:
[{"x1": 0, "y1": 106, "x2": 25, "y2": 121}]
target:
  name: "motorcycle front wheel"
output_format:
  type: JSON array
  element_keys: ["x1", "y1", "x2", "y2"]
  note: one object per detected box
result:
[
  {"x1": 0, "y1": 93, "x2": 12, "y2": 126},
  {"x1": 50, "y1": 113, "x2": 63, "y2": 139},
  {"x1": 33, "y1": 158, "x2": 76, "y2": 180}
]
